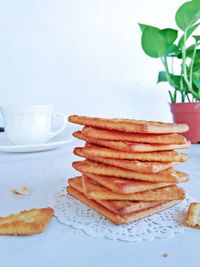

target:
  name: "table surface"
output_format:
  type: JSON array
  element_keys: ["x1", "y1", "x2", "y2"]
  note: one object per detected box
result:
[{"x1": 0, "y1": 130, "x2": 200, "y2": 267}]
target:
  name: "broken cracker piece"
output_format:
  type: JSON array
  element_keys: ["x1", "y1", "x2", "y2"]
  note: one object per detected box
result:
[
  {"x1": 11, "y1": 186, "x2": 31, "y2": 196},
  {"x1": 0, "y1": 207, "x2": 54, "y2": 235},
  {"x1": 185, "y1": 202, "x2": 200, "y2": 228}
]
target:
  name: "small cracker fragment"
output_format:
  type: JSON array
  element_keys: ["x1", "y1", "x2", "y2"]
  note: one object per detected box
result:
[
  {"x1": 185, "y1": 202, "x2": 200, "y2": 228},
  {"x1": 0, "y1": 207, "x2": 54, "y2": 235},
  {"x1": 11, "y1": 186, "x2": 31, "y2": 196}
]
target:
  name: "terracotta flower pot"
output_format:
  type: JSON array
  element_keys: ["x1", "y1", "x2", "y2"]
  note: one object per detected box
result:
[{"x1": 170, "y1": 102, "x2": 200, "y2": 144}]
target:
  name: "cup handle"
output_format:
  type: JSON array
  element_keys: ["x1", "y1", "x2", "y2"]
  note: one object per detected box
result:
[{"x1": 49, "y1": 112, "x2": 67, "y2": 140}]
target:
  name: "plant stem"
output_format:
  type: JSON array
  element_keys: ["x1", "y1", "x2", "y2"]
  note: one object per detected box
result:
[
  {"x1": 168, "y1": 90, "x2": 174, "y2": 103},
  {"x1": 173, "y1": 88, "x2": 177, "y2": 103},
  {"x1": 189, "y1": 42, "x2": 197, "y2": 87},
  {"x1": 186, "y1": 93, "x2": 191, "y2": 102},
  {"x1": 161, "y1": 57, "x2": 175, "y2": 87},
  {"x1": 182, "y1": 31, "x2": 199, "y2": 100},
  {"x1": 161, "y1": 57, "x2": 177, "y2": 103},
  {"x1": 171, "y1": 57, "x2": 174, "y2": 74}
]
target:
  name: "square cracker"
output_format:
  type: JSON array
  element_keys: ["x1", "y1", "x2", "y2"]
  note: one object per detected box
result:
[
  {"x1": 72, "y1": 160, "x2": 184, "y2": 183},
  {"x1": 68, "y1": 176, "x2": 186, "y2": 201},
  {"x1": 84, "y1": 172, "x2": 188, "y2": 194},
  {"x1": 82, "y1": 126, "x2": 187, "y2": 144},
  {"x1": 0, "y1": 207, "x2": 54, "y2": 235},
  {"x1": 74, "y1": 147, "x2": 176, "y2": 173},
  {"x1": 74, "y1": 144, "x2": 188, "y2": 162},
  {"x1": 68, "y1": 115, "x2": 189, "y2": 134},
  {"x1": 73, "y1": 131, "x2": 190, "y2": 153},
  {"x1": 67, "y1": 176, "x2": 166, "y2": 215},
  {"x1": 67, "y1": 186, "x2": 180, "y2": 224},
  {"x1": 76, "y1": 144, "x2": 188, "y2": 162}
]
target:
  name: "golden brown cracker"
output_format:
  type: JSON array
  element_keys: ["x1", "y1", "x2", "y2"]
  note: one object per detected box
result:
[
  {"x1": 67, "y1": 186, "x2": 181, "y2": 224},
  {"x1": 84, "y1": 172, "x2": 188, "y2": 194},
  {"x1": 74, "y1": 144, "x2": 188, "y2": 162},
  {"x1": 72, "y1": 160, "x2": 183, "y2": 183},
  {"x1": 73, "y1": 131, "x2": 190, "y2": 152},
  {"x1": 96, "y1": 199, "x2": 165, "y2": 216},
  {"x1": 82, "y1": 126, "x2": 188, "y2": 144},
  {"x1": 0, "y1": 208, "x2": 54, "y2": 236},
  {"x1": 69, "y1": 176, "x2": 186, "y2": 201},
  {"x1": 69, "y1": 115, "x2": 189, "y2": 134},
  {"x1": 74, "y1": 147, "x2": 175, "y2": 173},
  {"x1": 68, "y1": 176, "x2": 164, "y2": 215}
]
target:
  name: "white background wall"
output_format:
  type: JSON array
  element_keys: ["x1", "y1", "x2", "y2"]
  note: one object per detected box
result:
[{"x1": 0, "y1": 0, "x2": 185, "y2": 125}]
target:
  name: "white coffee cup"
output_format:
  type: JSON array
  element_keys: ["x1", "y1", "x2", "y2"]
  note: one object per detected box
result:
[{"x1": 0, "y1": 105, "x2": 67, "y2": 145}]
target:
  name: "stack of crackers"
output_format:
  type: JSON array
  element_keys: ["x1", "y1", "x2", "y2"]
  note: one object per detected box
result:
[{"x1": 67, "y1": 115, "x2": 190, "y2": 225}]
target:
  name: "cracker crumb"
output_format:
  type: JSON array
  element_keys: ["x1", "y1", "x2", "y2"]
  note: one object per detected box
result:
[
  {"x1": 11, "y1": 186, "x2": 31, "y2": 195},
  {"x1": 162, "y1": 252, "x2": 168, "y2": 258}
]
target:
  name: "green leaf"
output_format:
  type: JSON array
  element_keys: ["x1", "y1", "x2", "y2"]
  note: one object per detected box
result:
[
  {"x1": 157, "y1": 71, "x2": 168, "y2": 83},
  {"x1": 161, "y1": 28, "x2": 178, "y2": 45},
  {"x1": 141, "y1": 28, "x2": 168, "y2": 58},
  {"x1": 166, "y1": 44, "x2": 180, "y2": 56},
  {"x1": 178, "y1": 22, "x2": 200, "y2": 47},
  {"x1": 177, "y1": 45, "x2": 200, "y2": 61},
  {"x1": 187, "y1": 49, "x2": 200, "y2": 63},
  {"x1": 193, "y1": 63, "x2": 200, "y2": 71},
  {"x1": 175, "y1": 0, "x2": 200, "y2": 30},
  {"x1": 193, "y1": 35, "x2": 200, "y2": 42},
  {"x1": 138, "y1": 23, "x2": 159, "y2": 32},
  {"x1": 194, "y1": 50, "x2": 200, "y2": 64},
  {"x1": 157, "y1": 71, "x2": 181, "y2": 90},
  {"x1": 194, "y1": 79, "x2": 200, "y2": 89},
  {"x1": 170, "y1": 74, "x2": 181, "y2": 90}
]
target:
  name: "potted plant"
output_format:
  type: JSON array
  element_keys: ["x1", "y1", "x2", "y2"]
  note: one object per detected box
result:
[{"x1": 139, "y1": 0, "x2": 200, "y2": 143}]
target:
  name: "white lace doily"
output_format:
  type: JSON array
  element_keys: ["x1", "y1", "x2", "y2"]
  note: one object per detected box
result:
[{"x1": 48, "y1": 180, "x2": 193, "y2": 242}]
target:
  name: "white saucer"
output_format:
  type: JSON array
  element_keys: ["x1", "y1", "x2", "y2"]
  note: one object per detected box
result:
[{"x1": 0, "y1": 132, "x2": 74, "y2": 153}]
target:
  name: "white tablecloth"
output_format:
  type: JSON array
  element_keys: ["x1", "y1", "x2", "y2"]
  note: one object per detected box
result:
[{"x1": 0, "y1": 133, "x2": 200, "y2": 267}]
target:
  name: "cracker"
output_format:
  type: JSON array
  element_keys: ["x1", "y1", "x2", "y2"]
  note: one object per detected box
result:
[
  {"x1": 74, "y1": 144, "x2": 188, "y2": 162},
  {"x1": 74, "y1": 147, "x2": 175, "y2": 173},
  {"x1": 69, "y1": 115, "x2": 189, "y2": 134},
  {"x1": 97, "y1": 199, "x2": 165, "y2": 216},
  {"x1": 72, "y1": 160, "x2": 184, "y2": 183},
  {"x1": 11, "y1": 186, "x2": 31, "y2": 196},
  {"x1": 84, "y1": 172, "x2": 188, "y2": 194},
  {"x1": 68, "y1": 176, "x2": 165, "y2": 215},
  {"x1": 185, "y1": 202, "x2": 200, "y2": 228},
  {"x1": 0, "y1": 208, "x2": 54, "y2": 236},
  {"x1": 67, "y1": 186, "x2": 181, "y2": 224},
  {"x1": 82, "y1": 126, "x2": 187, "y2": 144},
  {"x1": 69, "y1": 176, "x2": 186, "y2": 201},
  {"x1": 73, "y1": 131, "x2": 190, "y2": 152}
]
